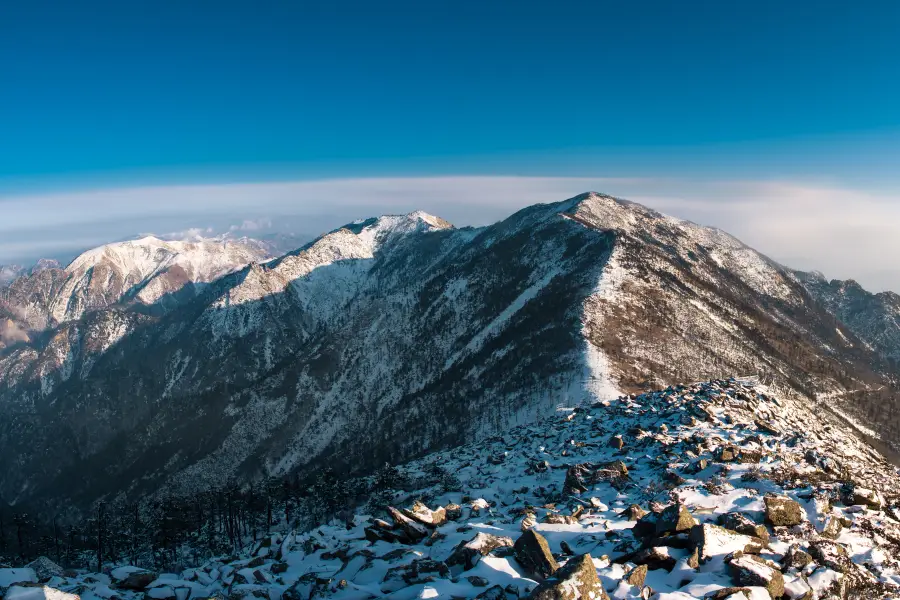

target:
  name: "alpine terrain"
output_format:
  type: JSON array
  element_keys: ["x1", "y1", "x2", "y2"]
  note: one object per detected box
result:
[{"x1": 1, "y1": 193, "x2": 899, "y2": 522}]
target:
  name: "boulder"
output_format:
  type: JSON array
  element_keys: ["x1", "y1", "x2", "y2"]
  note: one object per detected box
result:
[
  {"x1": 852, "y1": 487, "x2": 884, "y2": 510},
  {"x1": 112, "y1": 568, "x2": 159, "y2": 591},
  {"x1": 608, "y1": 435, "x2": 625, "y2": 449},
  {"x1": 625, "y1": 564, "x2": 648, "y2": 588},
  {"x1": 807, "y1": 540, "x2": 853, "y2": 574},
  {"x1": 529, "y1": 554, "x2": 610, "y2": 600},
  {"x1": 717, "y1": 513, "x2": 770, "y2": 544},
  {"x1": 513, "y1": 530, "x2": 559, "y2": 580},
  {"x1": 402, "y1": 501, "x2": 448, "y2": 527},
  {"x1": 447, "y1": 532, "x2": 514, "y2": 571},
  {"x1": 474, "y1": 586, "x2": 506, "y2": 600},
  {"x1": 22, "y1": 559, "x2": 63, "y2": 583},
  {"x1": 563, "y1": 464, "x2": 589, "y2": 495},
  {"x1": 781, "y1": 545, "x2": 812, "y2": 569},
  {"x1": 381, "y1": 559, "x2": 449, "y2": 593},
  {"x1": 727, "y1": 554, "x2": 785, "y2": 599},
  {"x1": 690, "y1": 524, "x2": 764, "y2": 563},
  {"x1": 763, "y1": 496, "x2": 803, "y2": 527},
  {"x1": 619, "y1": 504, "x2": 646, "y2": 521},
  {"x1": 655, "y1": 503, "x2": 694, "y2": 535},
  {"x1": 386, "y1": 506, "x2": 428, "y2": 542},
  {"x1": 821, "y1": 516, "x2": 843, "y2": 540},
  {"x1": 629, "y1": 546, "x2": 677, "y2": 571}
]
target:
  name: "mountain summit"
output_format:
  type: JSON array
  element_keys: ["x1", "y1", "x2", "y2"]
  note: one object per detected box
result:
[{"x1": 0, "y1": 193, "x2": 896, "y2": 517}]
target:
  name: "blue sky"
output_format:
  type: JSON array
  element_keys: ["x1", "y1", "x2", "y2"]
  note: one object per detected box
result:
[{"x1": 1, "y1": 1, "x2": 900, "y2": 288}]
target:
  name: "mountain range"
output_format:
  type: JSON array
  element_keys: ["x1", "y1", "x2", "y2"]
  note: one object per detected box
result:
[{"x1": 1, "y1": 192, "x2": 898, "y2": 519}]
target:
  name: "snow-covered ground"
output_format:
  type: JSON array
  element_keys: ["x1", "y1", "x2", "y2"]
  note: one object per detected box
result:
[{"x1": 7, "y1": 379, "x2": 900, "y2": 599}]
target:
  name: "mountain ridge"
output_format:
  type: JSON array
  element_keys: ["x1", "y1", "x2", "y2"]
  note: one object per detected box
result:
[{"x1": 1, "y1": 192, "x2": 898, "y2": 521}]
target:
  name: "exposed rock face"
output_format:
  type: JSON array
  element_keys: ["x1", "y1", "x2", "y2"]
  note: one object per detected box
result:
[{"x1": 3, "y1": 194, "x2": 900, "y2": 518}]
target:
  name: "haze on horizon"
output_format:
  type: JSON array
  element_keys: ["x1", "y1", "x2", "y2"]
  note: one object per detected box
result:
[{"x1": 2, "y1": 1, "x2": 899, "y2": 291}]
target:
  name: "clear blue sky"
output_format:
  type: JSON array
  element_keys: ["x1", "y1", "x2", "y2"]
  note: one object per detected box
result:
[{"x1": 1, "y1": 0, "x2": 899, "y2": 189}]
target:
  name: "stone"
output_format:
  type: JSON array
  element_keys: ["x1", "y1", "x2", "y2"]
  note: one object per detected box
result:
[
  {"x1": 807, "y1": 540, "x2": 853, "y2": 574},
  {"x1": 727, "y1": 554, "x2": 784, "y2": 599},
  {"x1": 630, "y1": 546, "x2": 677, "y2": 571},
  {"x1": 445, "y1": 504, "x2": 463, "y2": 520},
  {"x1": 717, "y1": 512, "x2": 770, "y2": 544},
  {"x1": 689, "y1": 524, "x2": 764, "y2": 563},
  {"x1": 763, "y1": 496, "x2": 803, "y2": 527},
  {"x1": 852, "y1": 487, "x2": 884, "y2": 510},
  {"x1": 625, "y1": 564, "x2": 648, "y2": 588},
  {"x1": 447, "y1": 533, "x2": 514, "y2": 571},
  {"x1": 619, "y1": 504, "x2": 646, "y2": 521},
  {"x1": 513, "y1": 530, "x2": 559, "y2": 580},
  {"x1": 381, "y1": 559, "x2": 449, "y2": 592},
  {"x1": 821, "y1": 516, "x2": 843, "y2": 539},
  {"x1": 22, "y1": 559, "x2": 63, "y2": 583},
  {"x1": 781, "y1": 545, "x2": 812, "y2": 569},
  {"x1": 704, "y1": 588, "x2": 753, "y2": 599},
  {"x1": 563, "y1": 464, "x2": 589, "y2": 495},
  {"x1": 473, "y1": 585, "x2": 506, "y2": 600},
  {"x1": 655, "y1": 503, "x2": 694, "y2": 535},
  {"x1": 608, "y1": 435, "x2": 625, "y2": 449},
  {"x1": 115, "y1": 570, "x2": 159, "y2": 591},
  {"x1": 529, "y1": 554, "x2": 610, "y2": 600},
  {"x1": 387, "y1": 507, "x2": 428, "y2": 542},
  {"x1": 402, "y1": 500, "x2": 448, "y2": 527}
]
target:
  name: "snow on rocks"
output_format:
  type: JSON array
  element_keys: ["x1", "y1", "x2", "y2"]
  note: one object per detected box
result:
[{"x1": 13, "y1": 378, "x2": 900, "y2": 599}]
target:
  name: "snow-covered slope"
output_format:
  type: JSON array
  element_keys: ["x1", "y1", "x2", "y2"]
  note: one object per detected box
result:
[
  {"x1": 13, "y1": 379, "x2": 900, "y2": 599},
  {"x1": 0, "y1": 193, "x2": 897, "y2": 519},
  {"x1": 1, "y1": 237, "x2": 270, "y2": 330}
]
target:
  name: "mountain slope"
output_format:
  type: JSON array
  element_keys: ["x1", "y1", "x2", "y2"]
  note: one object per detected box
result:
[
  {"x1": 10, "y1": 379, "x2": 900, "y2": 600},
  {"x1": 0, "y1": 193, "x2": 897, "y2": 518},
  {"x1": 795, "y1": 270, "x2": 900, "y2": 364}
]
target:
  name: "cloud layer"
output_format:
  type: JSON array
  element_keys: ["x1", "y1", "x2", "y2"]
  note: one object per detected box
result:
[{"x1": 2, "y1": 176, "x2": 899, "y2": 292}]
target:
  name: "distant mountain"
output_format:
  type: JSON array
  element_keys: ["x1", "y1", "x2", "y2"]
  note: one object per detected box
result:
[
  {"x1": 796, "y1": 270, "x2": 900, "y2": 363},
  {"x1": 0, "y1": 193, "x2": 898, "y2": 519},
  {"x1": 0, "y1": 236, "x2": 271, "y2": 336}
]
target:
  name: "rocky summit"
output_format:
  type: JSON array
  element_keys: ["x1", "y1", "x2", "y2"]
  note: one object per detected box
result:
[{"x1": 6, "y1": 379, "x2": 900, "y2": 599}]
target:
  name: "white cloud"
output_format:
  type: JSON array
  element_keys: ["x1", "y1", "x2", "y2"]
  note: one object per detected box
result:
[{"x1": 1, "y1": 176, "x2": 899, "y2": 292}]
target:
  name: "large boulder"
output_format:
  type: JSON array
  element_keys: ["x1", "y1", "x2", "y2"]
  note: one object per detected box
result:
[
  {"x1": 727, "y1": 554, "x2": 785, "y2": 599},
  {"x1": 22, "y1": 559, "x2": 62, "y2": 583},
  {"x1": 529, "y1": 554, "x2": 609, "y2": 600},
  {"x1": 689, "y1": 524, "x2": 764, "y2": 563},
  {"x1": 401, "y1": 501, "x2": 447, "y2": 527},
  {"x1": 807, "y1": 540, "x2": 853, "y2": 574},
  {"x1": 717, "y1": 513, "x2": 770, "y2": 545},
  {"x1": 514, "y1": 530, "x2": 559, "y2": 580},
  {"x1": 446, "y1": 533, "x2": 514, "y2": 571},
  {"x1": 655, "y1": 503, "x2": 695, "y2": 535},
  {"x1": 763, "y1": 496, "x2": 803, "y2": 527},
  {"x1": 111, "y1": 567, "x2": 159, "y2": 591}
]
